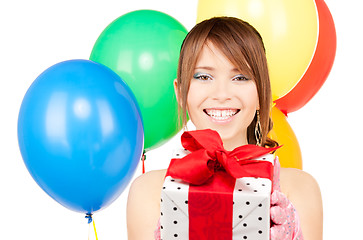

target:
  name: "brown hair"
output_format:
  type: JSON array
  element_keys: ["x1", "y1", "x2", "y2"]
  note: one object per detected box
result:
[{"x1": 176, "y1": 16, "x2": 277, "y2": 148}]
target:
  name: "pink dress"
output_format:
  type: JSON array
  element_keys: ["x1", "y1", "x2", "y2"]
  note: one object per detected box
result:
[{"x1": 154, "y1": 156, "x2": 302, "y2": 240}]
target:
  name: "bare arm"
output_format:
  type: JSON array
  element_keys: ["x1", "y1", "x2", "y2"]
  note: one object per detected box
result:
[
  {"x1": 281, "y1": 168, "x2": 323, "y2": 240},
  {"x1": 127, "y1": 170, "x2": 166, "y2": 240}
]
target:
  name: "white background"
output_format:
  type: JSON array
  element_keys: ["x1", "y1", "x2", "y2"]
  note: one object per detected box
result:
[{"x1": 0, "y1": 0, "x2": 362, "y2": 239}]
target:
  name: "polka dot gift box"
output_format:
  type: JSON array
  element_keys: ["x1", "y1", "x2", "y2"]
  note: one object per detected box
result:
[{"x1": 160, "y1": 130, "x2": 278, "y2": 240}]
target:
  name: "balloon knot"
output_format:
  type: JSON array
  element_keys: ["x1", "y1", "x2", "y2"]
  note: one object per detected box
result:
[{"x1": 85, "y1": 213, "x2": 93, "y2": 224}]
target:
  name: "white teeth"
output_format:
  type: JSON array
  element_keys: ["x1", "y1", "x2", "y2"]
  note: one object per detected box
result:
[{"x1": 205, "y1": 109, "x2": 238, "y2": 120}]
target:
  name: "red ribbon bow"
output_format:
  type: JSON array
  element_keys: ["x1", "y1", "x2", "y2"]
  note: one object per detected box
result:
[{"x1": 167, "y1": 129, "x2": 280, "y2": 185}]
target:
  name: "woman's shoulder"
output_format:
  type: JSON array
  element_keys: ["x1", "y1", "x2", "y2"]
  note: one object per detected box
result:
[
  {"x1": 279, "y1": 167, "x2": 320, "y2": 197},
  {"x1": 280, "y1": 167, "x2": 316, "y2": 183},
  {"x1": 129, "y1": 169, "x2": 167, "y2": 195},
  {"x1": 279, "y1": 168, "x2": 323, "y2": 239}
]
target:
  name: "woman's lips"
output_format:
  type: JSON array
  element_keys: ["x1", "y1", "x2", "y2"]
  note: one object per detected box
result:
[{"x1": 203, "y1": 108, "x2": 240, "y2": 122}]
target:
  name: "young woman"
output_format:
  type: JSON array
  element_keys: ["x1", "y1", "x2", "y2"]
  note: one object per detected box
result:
[{"x1": 127, "y1": 17, "x2": 323, "y2": 240}]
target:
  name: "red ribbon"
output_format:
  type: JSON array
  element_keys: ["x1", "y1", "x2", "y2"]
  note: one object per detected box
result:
[
  {"x1": 167, "y1": 129, "x2": 280, "y2": 185},
  {"x1": 165, "y1": 129, "x2": 280, "y2": 240}
]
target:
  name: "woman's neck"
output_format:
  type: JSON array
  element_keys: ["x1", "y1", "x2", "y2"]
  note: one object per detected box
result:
[{"x1": 222, "y1": 137, "x2": 249, "y2": 151}]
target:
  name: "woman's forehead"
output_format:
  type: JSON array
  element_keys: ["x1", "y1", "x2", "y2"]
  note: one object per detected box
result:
[{"x1": 195, "y1": 41, "x2": 252, "y2": 74}]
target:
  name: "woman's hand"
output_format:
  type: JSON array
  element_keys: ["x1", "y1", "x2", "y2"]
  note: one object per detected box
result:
[{"x1": 270, "y1": 191, "x2": 304, "y2": 240}]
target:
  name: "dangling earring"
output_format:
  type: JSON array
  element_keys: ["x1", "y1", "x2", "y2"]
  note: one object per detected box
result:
[{"x1": 255, "y1": 110, "x2": 262, "y2": 146}]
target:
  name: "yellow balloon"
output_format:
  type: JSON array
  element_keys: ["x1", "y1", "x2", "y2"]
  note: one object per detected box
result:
[
  {"x1": 197, "y1": 0, "x2": 318, "y2": 100},
  {"x1": 268, "y1": 107, "x2": 302, "y2": 169}
]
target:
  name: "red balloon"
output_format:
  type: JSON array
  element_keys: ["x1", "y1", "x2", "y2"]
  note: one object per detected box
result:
[{"x1": 274, "y1": 0, "x2": 336, "y2": 114}]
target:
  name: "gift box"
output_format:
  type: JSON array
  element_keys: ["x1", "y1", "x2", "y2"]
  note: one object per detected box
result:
[{"x1": 160, "y1": 150, "x2": 274, "y2": 240}]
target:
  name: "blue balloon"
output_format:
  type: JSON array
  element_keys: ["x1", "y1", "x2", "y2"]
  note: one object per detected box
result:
[{"x1": 18, "y1": 59, "x2": 144, "y2": 214}]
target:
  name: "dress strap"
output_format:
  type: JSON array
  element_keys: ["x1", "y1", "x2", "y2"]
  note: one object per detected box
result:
[
  {"x1": 154, "y1": 219, "x2": 161, "y2": 240},
  {"x1": 272, "y1": 156, "x2": 282, "y2": 192}
]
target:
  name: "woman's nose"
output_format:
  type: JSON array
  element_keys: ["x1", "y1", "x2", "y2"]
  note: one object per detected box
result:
[{"x1": 211, "y1": 79, "x2": 232, "y2": 102}]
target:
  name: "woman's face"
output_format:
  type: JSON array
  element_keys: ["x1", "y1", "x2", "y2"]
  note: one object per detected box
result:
[{"x1": 186, "y1": 42, "x2": 259, "y2": 150}]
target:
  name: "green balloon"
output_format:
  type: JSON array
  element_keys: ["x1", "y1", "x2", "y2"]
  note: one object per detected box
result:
[{"x1": 90, "y1": 10, "x2": 188, "y2": 150}]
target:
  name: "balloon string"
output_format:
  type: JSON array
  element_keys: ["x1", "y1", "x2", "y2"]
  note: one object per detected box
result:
[
  {"x1": 93, "y1": 219, "x2": 98, "y2": 240},
  {"x1": 86, "y1": 214, "x2": 98, "y2": 240},
  {"x1": 88, "y1": 222, "x2": 91, "y2": 240},
  {"x1": 142, "y1": 150, "x2": 146, "y2": 174}
]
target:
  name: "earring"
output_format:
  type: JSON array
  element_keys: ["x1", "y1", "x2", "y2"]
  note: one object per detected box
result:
[{"x1": 255, "y1": 110, "x2": 262, "y2": 146}]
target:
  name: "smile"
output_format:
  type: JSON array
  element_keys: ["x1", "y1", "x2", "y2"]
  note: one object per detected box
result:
[{"x1": 203, "y1": 108, "x2": 240, "y2": 121}]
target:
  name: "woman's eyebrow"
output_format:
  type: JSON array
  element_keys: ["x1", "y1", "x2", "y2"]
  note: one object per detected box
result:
[
  {"x1": 194, "y1": 66, "x2": 215, "y2": 71},
  {"x1": 195, "y1": 66, "x2": 242, "y2": 73}
]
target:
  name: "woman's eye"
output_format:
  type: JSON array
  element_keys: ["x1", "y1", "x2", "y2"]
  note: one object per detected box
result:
[
  {"x1": 193, "y1": 73, "x2": 212, "y2": 81},
  {"x1": 233, "y1": 74, "x2": 250, "y2": 81}
]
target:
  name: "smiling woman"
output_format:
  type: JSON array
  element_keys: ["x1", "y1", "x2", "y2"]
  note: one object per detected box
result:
[{"x1": 127, "y1": 17, "x2": 322, "y2": 240}]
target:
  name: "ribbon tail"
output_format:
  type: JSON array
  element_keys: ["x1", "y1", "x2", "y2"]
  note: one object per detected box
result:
[{"x1": 230, "y1": 145, "x2": 281, "y2": 161}]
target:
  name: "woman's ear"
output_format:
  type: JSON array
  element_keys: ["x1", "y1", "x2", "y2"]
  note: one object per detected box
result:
[{"x1": 174, "y1": 79, "x2": 182, "y2": 107}]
